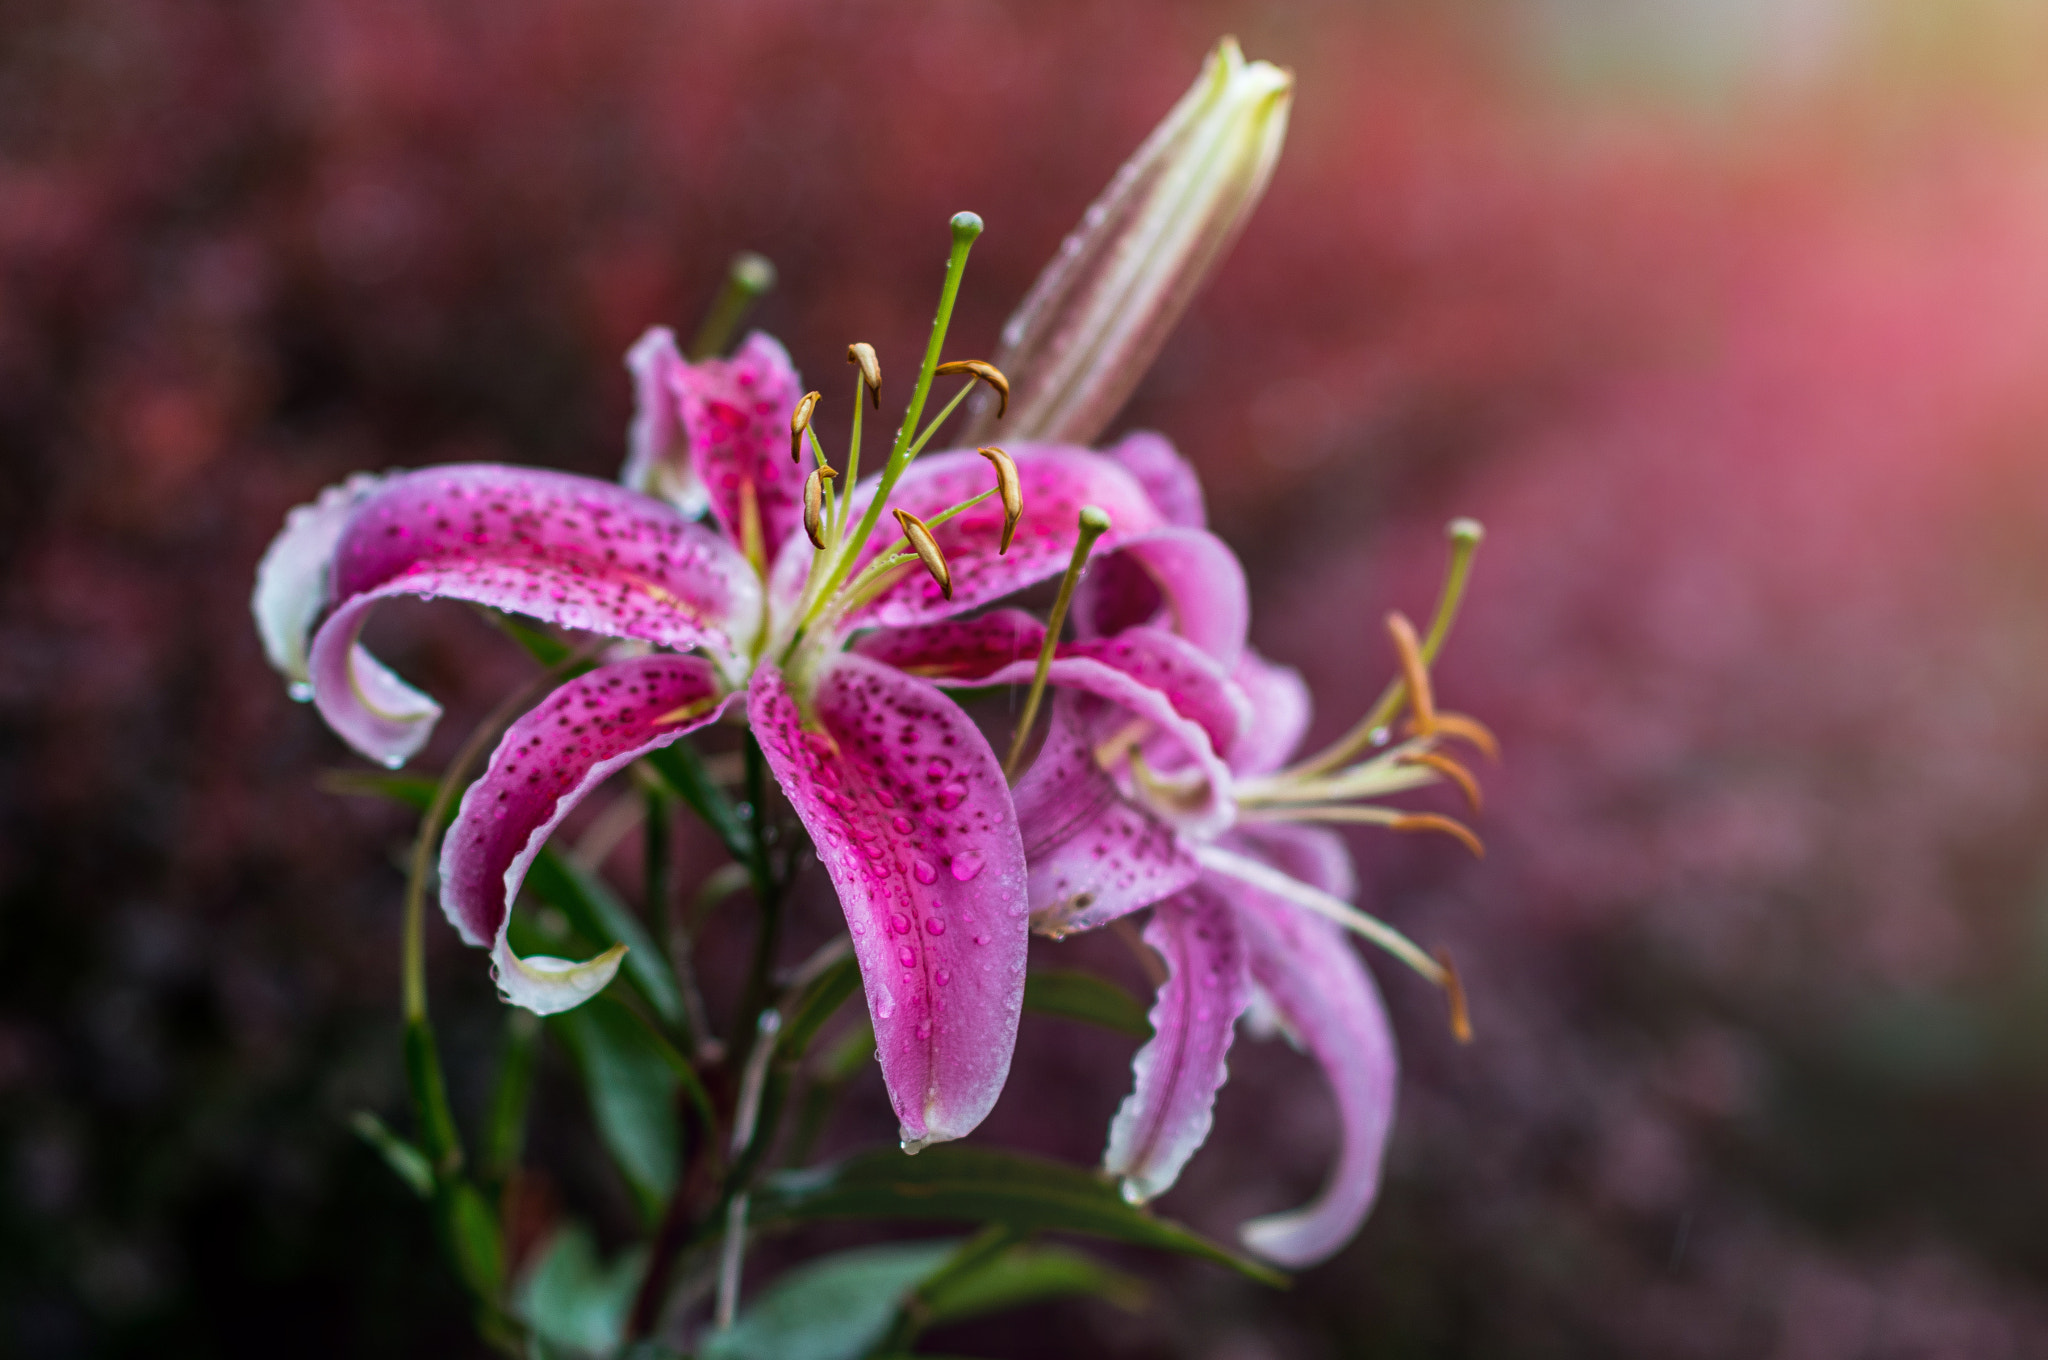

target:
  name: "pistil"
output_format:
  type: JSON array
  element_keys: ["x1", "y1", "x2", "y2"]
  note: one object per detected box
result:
[{"x1": 1005, "y1": 505, "x2": 1112, "y2": 780}]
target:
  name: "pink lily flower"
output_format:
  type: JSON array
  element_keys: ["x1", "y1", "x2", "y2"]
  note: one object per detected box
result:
[
  {"x1": 251, "y1": 247, "x2": 1198, "y2": 1149},
  {"x1": 866, "y1": 439, "x2": 1488, "y2": 1264}
]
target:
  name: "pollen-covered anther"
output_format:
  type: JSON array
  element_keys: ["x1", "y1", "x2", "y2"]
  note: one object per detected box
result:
[
  {"x1": 893, "y1": 507, "x2": 952, "y2": 599},
  {"x1": 1385, "y1": 611, "x2": 1437, "y2": 736},
  {"x1": 1398, "y1": 749, "x2": 1483, "y2": 812},
  {"x1": 1428, "y1": 711, "x2": 1500, "y2": 761},
  {"x1": 1432, "y1": 946, "x2": 1473, "y2": 1044},
  {"x1": 976, "y1": 446, "x2": 1023, "y2": 553},
  {"x1": 802, "y1": 465, "x2": 838, "y2": 549},
  {"x1": 789, "y1": 390, "x2": 823, "y2": 462},
  {"x1": 1389, "y1": 811, "x2": 1485, "y2": 859},
  {"x1": 847, "y1": 343, "x2": 881, "y2": 408},
  {"x1": 934, "y1": 360, "x2": 1009, "y2": 418}
]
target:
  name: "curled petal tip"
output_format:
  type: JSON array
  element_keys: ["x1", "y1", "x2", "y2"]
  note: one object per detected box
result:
[
  {"x1": 935, "y1": 359, "x2": 1009, "y2": 418},
  {"x1": 893, "y1": 506, "x2": 953, "y2": 599},
  {"x1": 789, "y1": 390, "x2": 823, "y2": 462},
  {"x1": 976, "y1": 446, "x2": 1023, "y2": 553}
]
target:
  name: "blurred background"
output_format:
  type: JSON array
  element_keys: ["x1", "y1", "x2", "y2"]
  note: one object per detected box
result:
[{"x1": 11, "y1": 0, "x2": 2048, "y2": 1354}]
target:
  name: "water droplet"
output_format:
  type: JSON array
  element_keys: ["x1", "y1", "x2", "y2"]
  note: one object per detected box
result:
[
  {"x1": 898, "y1": 944, "x2": 916, "y2": 968},
  {"x1": 891, "y1": 815, "x2": 914, "y2": 834},
  {"x1": 925, "y1": 757, "x2": 952, "y2": 782},
  {"x1": 863, "y1": 843, "x2": 884, "y2": 860},
  {"x1": 851, "y1": 921, "x2": 866, "y2": 935},
  {"x1": 925, "y1": 917, "x2": 946, "y2": 936},
  {"x1": 916, "y1": 1021, "x2": 932, "y2": 1039},
  {"x1": 974, "y1": 933, "x2": 991, "y2": 946},
  {"x1": 890, "y1": 912, "x2": 911, "y2": 935},
  {"x1": 876, "y1": 991, "x2": 896, "y2": 1019},
  {"x1": 912, "y1": 859, "x2": 937, "y2": 885},
  {"x1": 949, "y1": 850, "x2": 984, "y2": 881},
  {"x1": 935, "y1": 783, "x2": 968, "y2": 811},
  {"x1": 287, "y1": 680, "x2": 313, "y2": 703},
  {"x1": 935, "y1": 969, "x2": 951, "y2": 987}
]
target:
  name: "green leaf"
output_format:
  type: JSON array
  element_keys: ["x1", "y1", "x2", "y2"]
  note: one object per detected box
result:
[
  {"x1": 1023, "y1": 970, "x2": 1152, "y2": 1037},
  {"x1": 322, "y1": 769, "x2": 436, "y2": 812},
  {"x1": 700, "y1": 1241, "x2": 958, "y2": 1360},
  {"x1": 484, "y1": 608, "x2": 574, "y2": 667},
  {"x1": 526, "y1": 848, "x2": 686, "y2": 1032},
  {"x1": 404, "y1": 1018, "x2": 465, "y2": 1173},
  {"x1": 350, "y1": 1110, "x2": 433, "y2": 1199},
  {"x1": 923, "y1": 1243, "x2": 1147, "y2": 1324},
  {"x1": 778, "y1": 953, "x2": 862, "y2": 1060},
  {"x1": 515, "y1": 1224, "x2": 647, "y2": 1360},
  {"x1": 645, "y1": 741, "x2": 752, "y2": 866},
  {"x1": 482, "y1": 1010, "x2": 541, "y2": 1181},
  {"x1": 550, "y1": 997, "x2": 682, "y2": 1217},
  {"x1": 437, "y1": 1177, "x2": 506, "y2": 1300},
  {"x1": 754, "y1": 1145, "x2": 1282, "y2": 1285}
]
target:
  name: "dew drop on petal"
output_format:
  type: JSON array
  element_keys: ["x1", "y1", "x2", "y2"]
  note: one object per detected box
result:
[
  {"x1": 974, "y1": 932, "x2": 991, "y2": 946},
  {"x1": 891, "y1": 912, "x2": 911, "y2": 935},
  {"x1": 949, "y1": 850, "x2": 984, "y2": 882},
  {"x1": 898, "y1": 944, "x2": 916, "y2": 968},
  {"x1": 912, "y1": 859, "x2": 937, "y2": 885},
  {"x1": 916, "y1": 1021, "x2": 932, "y2": 1040},
  {"x1": 925, "y1": 917, "x2": 945, "y2": 936},
  {"x1": 891, "y1": 815, "x2": 914, "y2": 834},
  {"x1": 935, "y1": 783, "x2": 967, "y2": 811},
  {"x1": 935, "y1": 969, "x2": 950, "y2": 987},
  {"x1": 876, "y1": 991, "x2": 895, "y2": 1019}
]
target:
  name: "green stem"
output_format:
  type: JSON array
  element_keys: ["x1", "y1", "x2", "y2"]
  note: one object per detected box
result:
[
  {"x1": 688, "y1": 251, "x2": 777, "y2": 360},
  {"x1": 1005, "y1": 506, "x2": 1112, "y2": 780}
]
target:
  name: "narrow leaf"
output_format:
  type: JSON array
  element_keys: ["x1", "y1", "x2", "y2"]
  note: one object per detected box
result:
[
  {"x1": 515, "y1": 1224, "x2": 647, "y2": 1360},
  {"x1": 482, "y1": 1010, "x2": 541, "y2": 1181},
  {"x1": 700, "y1": 1241, "x2": 957, "y2": 1360},
  {"x1": 350, "y1": 1110, "x2": 434, "y2": 1199},
  {"x1": 1023, "y1": 970, "x2": 1152, "y2": 1037},
  {"x1": 644, "y1": 741, "x2": 752, "y2": 866},
  {"x1": 550, "y1": 998, "x2": 681, "y2": 1217},
  {"x1": 923, "y1": 1243, "x2": 1147, "y2": 1325}
]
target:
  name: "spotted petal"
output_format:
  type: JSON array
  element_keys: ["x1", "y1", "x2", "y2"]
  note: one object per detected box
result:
[
  {"x1": 671, "y1": 331, "x2": 808, "y2": 558},
  {"x1": 307, "y1": 465, "x2": 758, "y2": 766},
  {"x1": 1073, "y1": 527, "x2": 1249, "y2": 666},
  {"x1": 1227, "y1": 651, "x2": 1312, "y2": 777},
  {"x1": 1103, "y1": 888, "x2": 1249, "y2": 1202},
  {"x1": 621, "y1": 327, "x2": 709, "y2": 516},
  {"x1": 440, "y1": 655, "x2": 732, "y2": 1014},
  {"x1": 251, "y1": 471, "x2": 389, "y2": 694},
  {"x1": 1228, "y1": 864, "x2": 1397, "y2": 1268},
  {"x1": 749, "y1": 655, "x2": 1029, "y2": 1149},
  {"x1": 1105, "y1": 431, "x2": 1207, "y2": 530}
]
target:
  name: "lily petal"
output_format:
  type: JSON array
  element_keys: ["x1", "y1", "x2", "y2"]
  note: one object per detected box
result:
[
  {"x1": 1103, "y1": 888, "x2": 1250, "y2": 1202},
  {"x1": 1105, "y1": 430, "x2": 1207, "y2": 530},
  {"x1": 621, "y1": 327, "x2": 709, "y2": 517},
  {"x1": 1227, "y1": 651, "x2": 1313, "y2": 777},
  {"x1": 251, "y1": 471, "x2": 388, "y2": 695},
  {"x1": 782, "y1": 445, "x2": 1164, "y2": 635},
  {"x1": 749, "y1": 655, "x2": 1029, "y2": 1149},
  {"x1": 440, "y1": 655, "x2": 732, "y2": 1014},
  {"x1": 1229, "y1": 875, "x2": 1397, "y2": 1268},
  {"x1": 307, "y1": 465, "x2": 758, "y2": 766},
  {"x1": 1012, "y1": 696, "x2": 1201, "y2": 934},
  {"x1": 1074, "y1": 527, "x2": 1249, "y2": 667},
  {"x1": 671, "y1": 330, "x2": 809, "y2": 557}
]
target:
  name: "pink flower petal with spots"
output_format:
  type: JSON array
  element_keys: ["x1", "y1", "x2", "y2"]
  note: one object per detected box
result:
[
  {"x1": 1229, "y1": 871, "x2": 1397, "y2": 1268},
  {"x1": 1104, "y1": 430, "x2": 1207, "y2": 530},
  {"x1": 1103, "y1": 888, "x2": 1250, "y2": 1202},
  {"x1": 1073, "y1": 527, "x2": 1249, "y2": 666},
  {"x1": 1227, "y1": 650, "x2": 1313, "y2": 777},
  {"x1": 775, "y1": 445, "x2": 1165, "y2": 634},
  {"x1": 252, "y1": 471, "x2": 390, "y2": 695},
  {"x1": 1012, "y1": 696, "x2": 1202, "y2": 934},
  {"x1": 440, "y1": 655, "x2": 733, "y2": 1015},
  {"x1": 749, "y1": 655, "x2": 1029, "y2": 1150},
  {"x1": 620, "y1": 327, "x2": 709, "y2": 517},
  {"x1": 671, "y1": 331, "x2": 808, "y2": 557},
  {"x1": 306, "y1": 464, "x2": 758, "y2": 766},
  {"x1": 851, "y1": 610, "x2": 1047, "y2": 680}
]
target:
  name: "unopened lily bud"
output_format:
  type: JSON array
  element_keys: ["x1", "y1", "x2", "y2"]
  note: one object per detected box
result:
[
  {"x1": 934, "y1": 360, "x2": 1009, "y2": 418},
  {"x1": 893, "y1": 507, "x2": 952, "y2": 599},
  {"x1": 847, "y1": 343, "x2": 882, "y2": 408},
  {"x1": 976, "y1": 446, "x2": 1023, "y2": 553},
  {"x1": 803, "y1": 465, "x2": 838, "y2": 549},
  {"x1": 967, "y1": 37, "x2": 1291, "y2": 446},
  {"x1": 789, "y1": 390, "x2": 823, "y2": 463}
]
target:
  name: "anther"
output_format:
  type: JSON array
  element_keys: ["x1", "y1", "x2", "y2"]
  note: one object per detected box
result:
[
  {"x1": 1398, "y1": 750, "x2": 1483, "y2": 812},
  {"x1": 1430, "y1": 712, "x2": 1500, "y2": 762},
  {"x1": 1432, "y1": 947, "x2": 1473, "y2": 1044},
  {"x1": 789, "y1": 390, "x2": 823, "y2": 463},
  {"x1": 803, "y1": 466, "x2": 838, "y2": 550},
  {"x1": 976, "y1": 446, "x2": 1024, "y2": 554},
  {"x1": 1389, "y1": 812, "x2": 1484, "y2": 859},
  {"x1": 1386, "y1": 611, "x2": 1437, "y2": 736},
  {"x1": 847, "y1": 343, "x2": 881, "y2": 409},
  {"x1": 934, "y1": 360, "x2": 1010, "y2": 418},
  {"x1": 893, "y1": 507, "x2": 952, "y2": 599}
]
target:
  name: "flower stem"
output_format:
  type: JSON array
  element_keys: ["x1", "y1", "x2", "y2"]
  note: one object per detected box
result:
[
  {"x1": 1005, "y1": 505, "x2": 1112, "y2": 780},
  {"x1": 687, "y1": 251, "x2": 777, "y2": 360}
]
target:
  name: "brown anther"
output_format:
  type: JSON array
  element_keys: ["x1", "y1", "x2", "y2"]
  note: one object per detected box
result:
[
  {"x1": 976, "y1": 446, "x2": 1024, "y2": 553},
  {"x1": 1386, "y1": 611, "x2": 1437, "y2": 736},
  {"x1": 847, "y1": 343, "x2": 881, "y2": 408},
  {"x1": 1432, "y1": 947, "x2": 1473, "y2": 1044},
  {"x1": 934, "y1": 359, "x2": 1010, "y2": 418},
  {"x1": 1389, "y1": 812, "x2": 1485, "y2": 859},
  {"x1": 789, "y1": 390, "x2": 823, "y2": 462},
  {"x1": 1429, "y1": 711, "x2": 1499, "y2": 761},
  {"x1": 802, "y1": 465, "x2": 838, "y2": 549},
  {"x1": 893, "y1": 507, "x2": 952, "y2": 599},
  {"x1": 1398, "y1": 749, "x2": 1483, "y2": 812}
]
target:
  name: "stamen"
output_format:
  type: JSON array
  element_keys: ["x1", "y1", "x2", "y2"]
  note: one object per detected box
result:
[
  {"x1": 976, "y1": 446, "x2": 1024, "y2": 553},
  {"x1": 1004, "y1": 505, "x2": 1113, "y2": 781},
  {"x1": 688, "y1": 251, "x2": 776, "y2": 360},
  {"x1": 1432, "y1": 947, "x2": 1473, "y2": 1044},
  {"x1": 1389, "y1": 812, "x2": 1485, "y2": 858},
  {"x1": 846, "y1": 342, "x2": 881, "y2": 409},
  {"x1": 1429, "y1": 712, "x2": 1500, "y2": 761},
  {"x1": 803, "y1": 466, "x2": 838, "y2": 550},
  {"x1": 789, "y1": 390, "x2": 823, "y2": 463},
  {"x1": 892, "y1": 507, "x2": 952, "y2": 599},
  {"x1": 1248, "y1": 805, "x2": 1485, "y2": 858},
  {"x1": 933, "y1": 359, "x2": 1010, "y2": 418},
  {"x1": 1399, "y1": 749, "x2": 1482, "y2": 812},
  {"x1": 1386, "y1": 611, "x2": 1436, "y2": 735}
]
